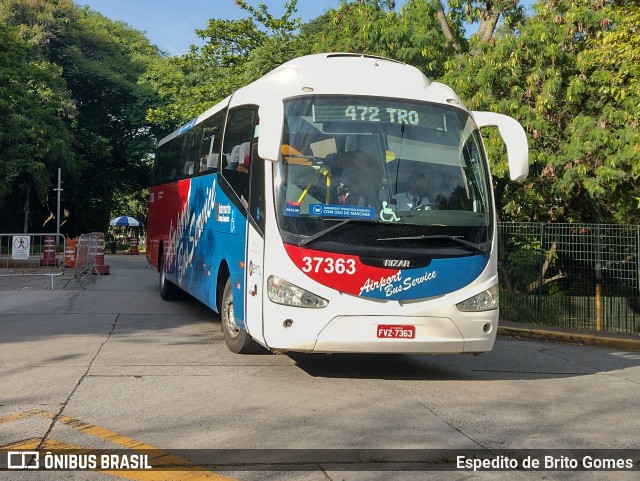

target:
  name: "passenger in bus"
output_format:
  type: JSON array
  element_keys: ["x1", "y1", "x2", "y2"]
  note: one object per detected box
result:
[
  {"x1": 335, "y1": 150, "x2": 380, "y2": 207},
  {"x1": 224, "y1": 141, "x2": 251, "y2": 172},
  {"x1": 392, "y1": 171, "x2": 429, "y2": 214},
  {"x1": 183, "y1": 161, "x2": 195, "y2": 177},
  {"x1": 236, "y1": 141, "x2": 251, "y2": 173},
  {"x1": 199, "y1": 154, "x2": 218, "y2": 172}
]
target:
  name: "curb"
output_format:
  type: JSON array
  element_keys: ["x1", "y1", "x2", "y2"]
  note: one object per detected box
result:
[{"x1": 497, "y1": 326, "x2": 640, "y2": 352}]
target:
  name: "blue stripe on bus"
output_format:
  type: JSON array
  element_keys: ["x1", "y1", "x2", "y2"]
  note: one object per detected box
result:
[
  {"x1": 358, "y1": 255, "x2": 490, "y2": 301},
  {"x1": 173, "y1": 175, "x2": 247, "y2": 324}
]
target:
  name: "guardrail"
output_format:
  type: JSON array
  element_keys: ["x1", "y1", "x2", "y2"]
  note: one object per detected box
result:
[
  {"x1": 0, "y1": 233, "x2": 66, "y2": 290},
  {"x1": 73, "y1": 233, "x2": 99, "y2": 287}
]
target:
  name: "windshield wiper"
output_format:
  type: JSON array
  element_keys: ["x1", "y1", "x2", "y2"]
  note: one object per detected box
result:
[
  {"x1": 376, "y1": 234, "x2": 491, "y2": 253},
  {"x1": 299, "y1": 219, "x2": 374, "y2": 247}
]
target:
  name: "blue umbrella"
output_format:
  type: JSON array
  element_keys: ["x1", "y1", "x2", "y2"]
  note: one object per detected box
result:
[{"x1": 109, "y1": 216, "x2": 141, "y2": 227}]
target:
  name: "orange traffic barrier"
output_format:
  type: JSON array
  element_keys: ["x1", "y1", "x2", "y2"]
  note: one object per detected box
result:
[
  {"x1": 128, "y1": 237, "x2": 139, "y2": 255},
  {"x1": 92, "y1": 232, "x2": 110, "y2": 274},
  {"x1": 40, "y1": 235, "x2": 60, "y2": 266},
  {"x1": 65, "y1": 238, "x2": 77, "y2": 268}
]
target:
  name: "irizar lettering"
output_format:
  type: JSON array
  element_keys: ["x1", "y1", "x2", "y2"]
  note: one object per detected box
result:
[{"x1": 383, "y1": 259, "x2": 410, "y2": 268}]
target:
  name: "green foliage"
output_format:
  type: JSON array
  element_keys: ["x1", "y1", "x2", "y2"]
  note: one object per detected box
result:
[
  {"x1": 498, "y1": 232, "x2": 564, "y2": 325},
  {"x1": 500, "y1": 236, "x2": 559, "y2": 293},
  {"x1": 0, "y1": 0, "x2": 162, "y2": 233},
  {"x1": 499, "y1": 290, "x2": 563, "y2": 325},
  {"x1": 443, "y1": 0, "x2": 640, "y2": 223},
  {"x1": 110, "y1": 187, "x2": 149, "y2": 227},
  {"x1": 396, "y1": 0, "x2": 466, "y2": 75},
  {"x1": 147, "y1": 0, "x2": 303, "y2": 127},
  {"x1": 313, "y1": 0, "x2": 399, "y2": 55},
  {"x1": 447, "y1": 0, "x2": 525, "y2": 40},
  {"x1": 0, "y1": 13, "x2": 76, "y2": 231},
  {"x1": 300, "y1": 0, "x2": 460, "y2": 78}
]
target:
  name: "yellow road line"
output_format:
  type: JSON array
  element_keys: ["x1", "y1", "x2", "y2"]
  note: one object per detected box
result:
[
  {"x1": 0, "y1": 437, "x2": 42, "y2": 449},
  {"x1": 0, "y1": 409, "x2": 45, "y2": 424},
  {"x1": 0, "y1": 410, "x2": 238, "y2": 481}
]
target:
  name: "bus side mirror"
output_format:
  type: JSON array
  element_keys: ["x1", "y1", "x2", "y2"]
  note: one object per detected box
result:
[
  {"x1": 258, "y1": 97, "x2": 285, "y2": 162},
  {"x1": 472, "y1": 111, "x2": 529, "y2": 181}
]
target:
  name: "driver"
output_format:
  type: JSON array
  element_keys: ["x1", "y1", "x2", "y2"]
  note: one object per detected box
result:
[
  {"x1": 335, "y1": 150, "x2": 379, "y2": 207},
  {"x1": 393, "y1": 171, "x2": 429, "y2": 214}
]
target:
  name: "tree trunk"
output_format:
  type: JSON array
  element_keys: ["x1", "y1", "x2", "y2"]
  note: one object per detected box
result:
[
  {"x1": 527, "y1": 241, "x2": 561, "y2": 292},
  {"x1": 472, "y1": 9, "x2": 501, "y2": 55},
  {"x1": 480, "y1": 11, "x2": 501, "y2": 42},
  {"x1": 435, "y1": 1, "x2": 462, "y2": 53}
]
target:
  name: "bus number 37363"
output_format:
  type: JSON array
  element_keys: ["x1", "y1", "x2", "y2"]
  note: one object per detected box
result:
[{"x1": 301, "y1": 256, "x2": 357, "y2": 275}]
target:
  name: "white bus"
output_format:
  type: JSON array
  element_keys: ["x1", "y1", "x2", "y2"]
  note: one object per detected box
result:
[{"x1": 147, "y1": 53, "x2": 528, "y2": 354}]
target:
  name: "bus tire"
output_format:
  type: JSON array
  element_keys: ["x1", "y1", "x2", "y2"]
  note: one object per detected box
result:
[
  {"x1": 221, "y1": 278, "x2": 261, "y2": 354},
  {"x1": 159, "y1": 254, "x2": 181, "y2": 301}
]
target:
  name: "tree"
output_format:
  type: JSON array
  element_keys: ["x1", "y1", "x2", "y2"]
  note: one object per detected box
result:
[
  {"x1": 300, "y1": 0, "x2": 461, "y2": 79},
  {"x1": 47, "y1": 6, "x2": 162, "y2": 231},
  {"x1": 0, "y1": 6, "x2": 77, "y2": 232},
  {"x1": 433, "y1": 0, "x2": 525, "y2": 52},
  {"x1": 443, "y1": 0, "x2": 639, "y2": 223},
  {"x1": 0, "y1": 0, "x2": 163, "y2": 233},
  {"x1": 306, "y1": 0, "x2": 399, "y2": 56},
  {"x1": 572, "y1": 2, "x2": 640, "y2": 222},
  {"x1": 147, "y1": 0, "x2": 302, "y2": 128},
  {"x1": 145, "y1": 0, "x2": 463, "y2": 128}
]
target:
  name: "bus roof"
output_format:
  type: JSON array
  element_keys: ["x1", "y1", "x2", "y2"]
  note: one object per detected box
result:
[
  {"x1": 158, "y1": 53, "x2": 468, "y2": 148},
  {"x1": 233, "y1": 52, "x2": 465, "y2": 108}
]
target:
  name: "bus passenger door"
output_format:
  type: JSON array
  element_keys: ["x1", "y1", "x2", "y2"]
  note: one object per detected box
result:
[{"x1": 244, "y1": 128, "x2": 267, "y2": 346}]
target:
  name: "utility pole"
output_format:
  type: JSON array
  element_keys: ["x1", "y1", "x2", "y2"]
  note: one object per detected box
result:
[{"x1": 54, "y1": 168, "x2": 63, "y2": 241}]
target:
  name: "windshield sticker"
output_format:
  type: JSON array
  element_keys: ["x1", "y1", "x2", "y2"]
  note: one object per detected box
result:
[
  {"x1": 285, "y1": 201, "x2": 301, "y2": 217},
  {"x1": 379, "y1": 201, "x2": 400, "y2": 222},
  {"x1": 309, "y1": 204, "x2": 375, "y2": 220}
]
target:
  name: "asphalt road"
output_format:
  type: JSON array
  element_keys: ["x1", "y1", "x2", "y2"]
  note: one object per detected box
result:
[{"x1": 1, "y1": 255, "x2": 639, "y2": 480}]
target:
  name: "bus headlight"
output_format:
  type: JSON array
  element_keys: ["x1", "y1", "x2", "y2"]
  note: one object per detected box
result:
[
  {"x1": 456, "y1": 285, "x2": 499, "y2": 312},
  {"x1": 267, "y1": 276, "x2": 328, "y2": 308}
]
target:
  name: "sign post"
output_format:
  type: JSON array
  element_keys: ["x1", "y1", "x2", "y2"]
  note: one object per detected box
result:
[
  {"x1": 54, "y1": 168, "x2": 63, "y2": 242},
  {"x1": 12, "y1": 235, "x2": 31, "y2": 260}
]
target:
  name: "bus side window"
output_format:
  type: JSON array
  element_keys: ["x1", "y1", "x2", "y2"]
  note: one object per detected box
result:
[
  {"x1": 155, "y1": 139, "x2": 181, "y2": 185},
  {"x1": 180, "y1": 125, "x2": 201, "y2": 179},
  {"x1": 221, "y1": 107, "x2": 256, "y2": 203},
  {"x1": 196, "y1": 110, "x2": 226, "y2": 174}
]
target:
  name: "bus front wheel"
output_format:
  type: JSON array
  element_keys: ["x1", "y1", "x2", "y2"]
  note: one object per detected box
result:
[{"x1": 221, "y1": 278, "x2": 260, "y2": 354}]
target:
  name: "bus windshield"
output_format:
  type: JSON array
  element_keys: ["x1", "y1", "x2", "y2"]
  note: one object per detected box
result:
[{"x1": 274, "y1": 96, "x2": 494, "y2": 257}]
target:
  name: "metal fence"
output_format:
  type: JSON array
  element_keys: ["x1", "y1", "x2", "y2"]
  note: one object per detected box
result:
[
  {"x1": 73, "y1": 233, "x2": 99, "y2": 287},
  {"x1": 498, "y1": 223, "x2": 640, "y2": 334},
  {"x1": 0, "y1": 233, "x2": 66, "y2": 290}
]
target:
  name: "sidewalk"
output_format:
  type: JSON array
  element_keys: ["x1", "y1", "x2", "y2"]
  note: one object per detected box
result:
[{"x1": 498, "y1": 321, "x2": 640, "y2": 351}]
